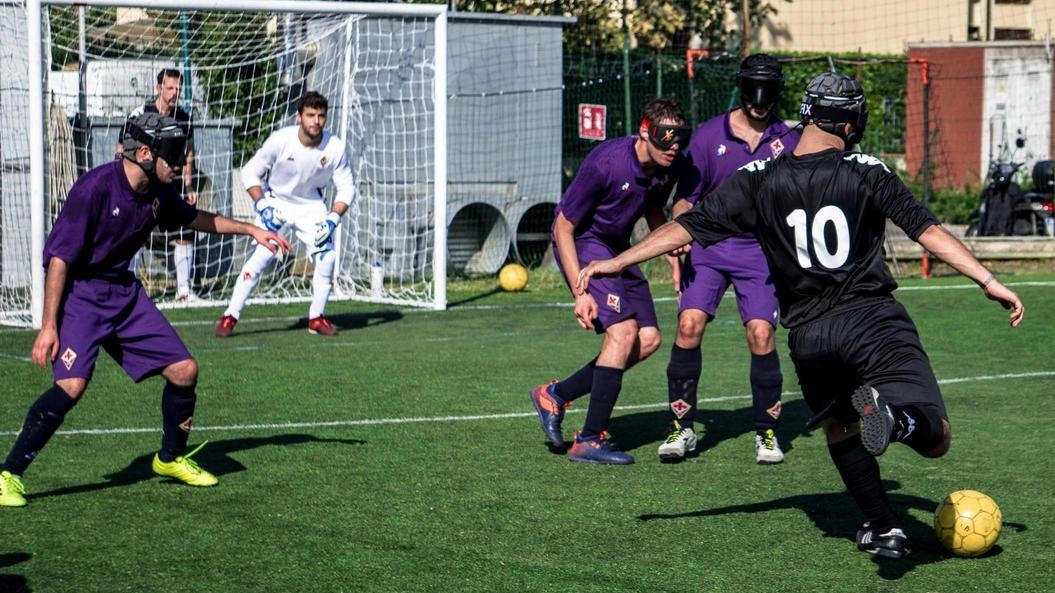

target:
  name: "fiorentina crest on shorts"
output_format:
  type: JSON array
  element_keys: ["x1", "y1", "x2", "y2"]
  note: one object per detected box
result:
[
  {"x1": 606, "y1": 293, "x2": 621, "y2": 313},
  {"x1": 60, "y1": 347, "x2": 77, "y2": 370}
]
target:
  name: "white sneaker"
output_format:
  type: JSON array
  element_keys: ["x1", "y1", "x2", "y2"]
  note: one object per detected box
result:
[
  {"x1": 658, "y1": 422, "x2": 697, "y2": 460},
  {"x1": 755, "y1": 429, "x2": 785, "y2": 464}
]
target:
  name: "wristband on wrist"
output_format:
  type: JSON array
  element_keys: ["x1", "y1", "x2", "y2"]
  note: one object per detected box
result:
[
  {"x1": 979, "y1": 273, "x2": 995, "y2": 289},
  {"x1": 326, "y1": 211, "x2": 341, "y2": 225}
]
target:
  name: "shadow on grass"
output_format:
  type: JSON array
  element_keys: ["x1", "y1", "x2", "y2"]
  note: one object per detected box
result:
[
  {"x1": 605, "y1": 397, "x2": 815, "y2": 455},
  {"x1": 29, "y1": 433, "x2": 366, "y2": 501},
  {"x1": 218, "y1": 310, "x2": 404, "y2": 338},
  {"x1": 637, "y1": 480, "x2": 1024, "y2": 578},
  {"x1": 0, "y1": 552, "x2": 31, "y2": 592},
  {"x1": 448, "y1": 287, "x2": 502, "y2": 308},
  {"x1": 285, "y1": 310, "x2": 403, "y2": 333}
]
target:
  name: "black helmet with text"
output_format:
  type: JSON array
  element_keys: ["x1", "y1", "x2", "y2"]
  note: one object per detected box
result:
[{"x1": 799, "y1": 72, "x2": 868, "y2": 149}]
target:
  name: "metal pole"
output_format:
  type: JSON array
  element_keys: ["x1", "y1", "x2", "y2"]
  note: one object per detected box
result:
[
  {"x1": 922, "y1": 75, "x2": 931, "y2": 209},
  {"x1": 622, "y1": 5, "x2": 632, "y2": 135},
  {"x1": 741, "y1": 0, "x2": 750, "y2": 57},
  {"x1": 919, "y1": 60, "x2": 932, "y2": 279},
  {"x1": 76, "y1": 6, "x2": 89, "y2": 174},
  {"x1": 180, "y1": 12, "x2": 193, "y2": 108},
  {"x1": 433, "y1": 10, "x2": 448, "y2": 310},
  {"x1": 28, "y1": 0, "x2": 45, "y2": 328},
  {"x1": 656, "y1": 53, "x2": 662, "y2": 97}
]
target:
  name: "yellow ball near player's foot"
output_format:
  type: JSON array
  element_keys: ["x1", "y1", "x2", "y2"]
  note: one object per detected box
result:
[
  {"x1": 498, "y1": 263, "x2": 528, "y2": 292},
  {"x1": 934, "y1": 490, "x2": 1002, "y2": 557}
]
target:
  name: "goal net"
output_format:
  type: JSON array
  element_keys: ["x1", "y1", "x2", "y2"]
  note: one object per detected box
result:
[{"x1": 3, "y1": 0, "x2": 447, "y2": 327}]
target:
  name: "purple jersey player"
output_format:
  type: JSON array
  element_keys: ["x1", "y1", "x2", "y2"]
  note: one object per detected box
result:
[
  {"x1": 658, "y1": 54, "x2": 800, "y2": 465},
  {"x1": 528, "y1": 98, "x2": 692, "y2": 465},
  {"x1": 0, "y1": 113, "x2": 290, "y2": 508}
]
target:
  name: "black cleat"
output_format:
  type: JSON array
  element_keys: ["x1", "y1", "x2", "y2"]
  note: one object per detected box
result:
[
  {"x1": 852, "y1": 385, "x2": 896, "y2": 456},
  {"x1": 856, "y1": 523, "x2": 907, "y2": 559}
]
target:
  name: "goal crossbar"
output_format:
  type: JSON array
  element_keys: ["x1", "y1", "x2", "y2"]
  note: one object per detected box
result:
[{"x1": 41, "y1": 0, "x2": 446, "y2": 18}]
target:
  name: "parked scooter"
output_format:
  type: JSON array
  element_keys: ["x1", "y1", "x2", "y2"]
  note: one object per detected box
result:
[
  {"x1": 1018, "y1": 159, "x2": 1055, "y2": 237},
  {"x1": 967, "y1": 159, "x2": 1025, "y2": 237}
]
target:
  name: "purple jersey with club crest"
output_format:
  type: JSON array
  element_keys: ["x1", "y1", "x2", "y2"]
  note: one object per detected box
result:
[
  {"x1": 44, "y1": 160, "x2": 196, "y2": 280},
  {"x1": 684, "y1": 112, "x2": 798, "y2": 208},
  {"x1": 554, "y1": 136, "x2": 691, "y2": 331},
  {"x1": 676, "y1": 111, "x2": 799, "y2": 323},
  {"x1": 557, "y1": 136, "x2": 691, "y2": 251},
  {"x1": 44, "y1": 160, "x2": 198, "y2": 382}
]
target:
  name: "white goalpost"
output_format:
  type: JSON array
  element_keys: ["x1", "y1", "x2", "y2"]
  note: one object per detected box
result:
[{"x1": 7, "y1": 0, "x2": 448, "y2": 328}]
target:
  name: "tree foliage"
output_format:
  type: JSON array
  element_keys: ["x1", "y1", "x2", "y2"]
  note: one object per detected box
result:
[{"x1": 412, "y1": 0, "x2": 792, "y2": 53}]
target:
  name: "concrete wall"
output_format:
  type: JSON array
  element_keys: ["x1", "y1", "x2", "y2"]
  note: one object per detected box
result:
[{"x1": 907, "y1": 42, "x2": 1054, "y2": 189}]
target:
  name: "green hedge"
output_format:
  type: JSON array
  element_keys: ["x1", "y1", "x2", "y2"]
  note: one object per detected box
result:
[{"x1": 563, "y1": 49, "x2": 979, "y2": 223}]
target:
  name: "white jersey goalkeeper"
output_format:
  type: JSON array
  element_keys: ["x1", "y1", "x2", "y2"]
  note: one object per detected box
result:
[{"x1": 216, "y1": 91, "x2": 356, "y2": 337}]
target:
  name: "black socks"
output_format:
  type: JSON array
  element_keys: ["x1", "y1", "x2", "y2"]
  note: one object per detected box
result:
[
  {"x1": 667, "y1": 345, "x2": 701, "y2": 428},
  {"x1": 553, "y1": 358, "x2": 597, "y2": 403},
  {"x1": 829, "y1": 434, "x2": 898, "y2": 531},
  {"x1": 159, "y1": 381, "x2": 197, "y2": 462},
  {"x1": 580, "y1": 366, "x2": 623, "y2": 438},
  {"x1": 750, "y1": 351, "x2": 782, "y2": 430},
  {"x1": 2, "y1": 385, "x2": 78, "y2": 476}
]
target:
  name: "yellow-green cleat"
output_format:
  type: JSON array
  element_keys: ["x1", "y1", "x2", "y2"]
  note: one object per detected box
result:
[
  {"x1": 152, "y1": 442, "x2": 218, "y2": 487},
  {"x1": 0, "y1": 470, "x2": 27, "y2": 507}
]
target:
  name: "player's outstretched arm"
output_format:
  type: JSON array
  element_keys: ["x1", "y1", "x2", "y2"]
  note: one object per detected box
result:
[
  {"x1": 187, "y1": 211, "x2": 292, "y2": 254},
  {"x1": 917, "y1": 224, "x2": 1025, "y2": 327},
  {"x1": 576, "y1": 220, "x2": 693, "y2": 293}
]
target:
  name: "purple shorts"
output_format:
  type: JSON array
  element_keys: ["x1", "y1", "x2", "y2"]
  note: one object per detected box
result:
[
  {"x1": 555, "y1": 237, "x2": 659, "y2": 334},
  {"x1": 53, "y1": 277, "x2": 192, "y2": 383},
  {"x1": 678, "y1": 234, "x2": 779, "y2": 326}
]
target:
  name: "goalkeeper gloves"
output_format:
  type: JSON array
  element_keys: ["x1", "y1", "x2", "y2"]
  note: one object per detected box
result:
[
  {"x1": 314, "y1": 212, "x2": 342, "y2": 247},
  {"x1": 255, "y1": 195, "x2": 285, "y2": 232}
]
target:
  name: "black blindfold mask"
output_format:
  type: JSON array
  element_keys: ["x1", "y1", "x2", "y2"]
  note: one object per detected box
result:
[
  {"x1": 643, "y1": 118, "x2": 691, "y2": 151},
  {"x1": 154, "y1": 136, "x2": 188, "y2": 168}
]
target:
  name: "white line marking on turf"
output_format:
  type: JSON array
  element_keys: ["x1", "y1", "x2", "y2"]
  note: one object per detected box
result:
[
  {"x1": 0, "y1": 352, "x2": 32, "y2": 362},
  {"x1": 2, "y1": 371, "x2": 1050, "y2": 437}
]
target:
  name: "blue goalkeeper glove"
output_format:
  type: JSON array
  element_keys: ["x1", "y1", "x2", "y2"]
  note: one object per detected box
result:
[
  {"x1": 255, "y1": 195, "x2": 285, "y2": 232},
  {"x1": 314, "y1": 212, "x2": 341, "y2": 247}
]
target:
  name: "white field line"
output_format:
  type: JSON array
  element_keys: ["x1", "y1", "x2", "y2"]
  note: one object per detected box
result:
[{"x1": 1, "y1": 371, "x2": 1051, "y2": 437}]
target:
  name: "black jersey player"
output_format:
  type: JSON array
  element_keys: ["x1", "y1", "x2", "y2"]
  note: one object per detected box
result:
[{"x1": 577, "y1": 72, "x2": 1025, "y2": 559}]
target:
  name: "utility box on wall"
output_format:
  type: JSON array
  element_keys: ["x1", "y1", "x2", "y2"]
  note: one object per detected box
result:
[{"x1": 906, "y1": 41, "x2": 1055, "y2": 190}]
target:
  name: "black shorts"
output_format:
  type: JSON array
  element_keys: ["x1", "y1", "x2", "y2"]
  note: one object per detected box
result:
[{"x1": 788, "y1": 297, "x2": 947, "y2": 426}]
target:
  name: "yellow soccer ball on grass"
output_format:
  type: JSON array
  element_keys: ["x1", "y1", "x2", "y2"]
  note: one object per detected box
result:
[
  {"x1": 498, "y1": 263, "x2": 529, "y2": 292},
  {"x1": 934, "y1": 489, "x2": 1003, "y2": 557}
]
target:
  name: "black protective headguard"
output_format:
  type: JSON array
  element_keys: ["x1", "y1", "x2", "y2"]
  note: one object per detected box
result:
[
  {"x1": 799, "y1": 72, "x2": 868, "y2": 147},
  {"x1": 122, "y1": 113, "x2": 188, "y2": 174},
  {"x1": 737, "y1": 54, "x2": 785, "y2": 110}
]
